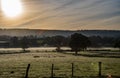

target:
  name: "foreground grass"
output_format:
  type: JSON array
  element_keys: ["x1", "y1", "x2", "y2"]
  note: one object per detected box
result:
[{"x1": 0, "y1": 50, "x2": 120, "y2": 78}]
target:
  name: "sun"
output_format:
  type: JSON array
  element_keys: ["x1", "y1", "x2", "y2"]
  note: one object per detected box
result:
[{"x1": 1, "y1": 0, "x2": 23, "y2": 18}]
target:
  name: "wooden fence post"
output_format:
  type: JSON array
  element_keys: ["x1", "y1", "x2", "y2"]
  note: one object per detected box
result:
[
  {"x1": 51, "y1": 64, "x2": 54, "y2": 78},
  {"x1": 25, "y1": 64, "x2": 30, "y2": 78},
  {"x1": 71, "y1": 63, "x2": 74, "y2": 77},
  {"x1": 98, "y1": 62, "x2": 102, "y2": 77}
]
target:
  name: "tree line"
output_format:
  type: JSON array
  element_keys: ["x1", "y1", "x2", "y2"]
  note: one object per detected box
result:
[{"x1": 0, "y1": 33, "x2": 120, "y2": 52}]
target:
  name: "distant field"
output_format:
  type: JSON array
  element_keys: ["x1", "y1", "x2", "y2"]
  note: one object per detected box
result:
[
  {"x1": 0, "y1": 49, "x2": 120, "y2": 78},
  {"x1": 0, "y1": 47, "x2": 119, "y2": 51}
]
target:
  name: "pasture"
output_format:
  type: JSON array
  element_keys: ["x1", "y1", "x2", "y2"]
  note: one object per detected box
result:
[{"x1": 0, "y1": 48, "x2": 120, "y2": 78}]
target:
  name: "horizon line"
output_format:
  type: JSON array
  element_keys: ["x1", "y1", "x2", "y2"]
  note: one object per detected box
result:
[{"x1": 0, "y1": 28, "x2": 120, "y2": 31}]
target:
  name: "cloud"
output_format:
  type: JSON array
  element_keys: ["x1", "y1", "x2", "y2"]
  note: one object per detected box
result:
[{"x1": 0, "y1": 0, "x2": 120, "y2": 30}]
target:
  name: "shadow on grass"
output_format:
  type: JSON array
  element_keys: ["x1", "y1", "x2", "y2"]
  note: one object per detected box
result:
[
  {"x1": 58, "y1": 50, "x2": 120, "y2": 58},
  {"x1": 44, "y1": 75, "x2": 120, "y2": 78},
  {"x1": 77, "y1": 54, "x2": 120, "y2": 58},
  {"x1": 0, "y1": 50, "x2": 30, "y2": 55}
]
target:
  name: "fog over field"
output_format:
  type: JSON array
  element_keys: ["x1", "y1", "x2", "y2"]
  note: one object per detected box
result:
[{"x1": 0, "y1": 0, "x2": 120, "y2": 78}]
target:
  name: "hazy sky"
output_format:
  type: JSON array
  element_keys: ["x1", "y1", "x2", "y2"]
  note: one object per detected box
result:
[{"x1": 0, "y1": 0, "x2": 120, "y2": 30}]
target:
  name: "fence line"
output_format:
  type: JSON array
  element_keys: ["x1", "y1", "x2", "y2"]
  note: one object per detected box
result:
[
  {"x1": 24, "y1": 62, "x2": 102, "y2": 78},
  {"x1": 0, "y1": 62, "x2": 119, "y2": 78}
]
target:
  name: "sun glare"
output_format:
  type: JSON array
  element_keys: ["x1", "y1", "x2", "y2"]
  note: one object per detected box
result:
[{"x1": 1, "y1": 0, "x2": 23, "y2": 18}]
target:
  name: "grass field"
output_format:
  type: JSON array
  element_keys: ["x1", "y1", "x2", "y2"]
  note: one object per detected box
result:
[{"x1": 0, "y1": 49, "x2": 120, "y2": 78}]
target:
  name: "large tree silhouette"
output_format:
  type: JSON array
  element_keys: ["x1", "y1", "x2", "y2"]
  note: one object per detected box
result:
[{"x1": 69, "y1": 33, "x2": 90, "y2": 55}]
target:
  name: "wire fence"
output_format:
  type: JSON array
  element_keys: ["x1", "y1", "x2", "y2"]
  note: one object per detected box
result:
[{"x1": 0, "y1": 62, "x2": 120, "y2": 78}]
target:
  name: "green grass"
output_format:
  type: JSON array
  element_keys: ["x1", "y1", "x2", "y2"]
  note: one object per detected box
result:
[{"x1": 0, "y1": 50, "x2": 120, "y2": 78}]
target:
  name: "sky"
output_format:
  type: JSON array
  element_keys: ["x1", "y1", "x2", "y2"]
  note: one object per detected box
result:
[{"x1": 0, "y1": 0, "x2": 120, "y2": 30}]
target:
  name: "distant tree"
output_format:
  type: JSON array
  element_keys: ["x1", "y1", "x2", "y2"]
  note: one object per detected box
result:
[
  {"x1": 43, "y1": 37, "x2": 53, "y2": 46},
  {"x1": 114, "y1": 39, "x2": 120, "y2": 50},
  {"x1": 20, "y1": 37, "x2": 29, "y2": 52},
  {"x1": 52, "y1": 36, "x2": 65, "y2": 52},
  {"x1": 89, "y1": 36, "x2": 103, "y2": 47},
  {"x1": 10, "y1": 36, "x2": 19, "y2": 47},
  {"x1": 69, "y1": 33, "x2": 90, "y2": 55}
]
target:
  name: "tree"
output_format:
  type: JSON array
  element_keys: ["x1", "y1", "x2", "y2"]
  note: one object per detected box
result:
[
  {"x1": 10, "y1": 36, "x2": 19, "y2": 47},
  {"x1": 89, "y1": 36, "x2": 103, "y2": 47},
  {"x1": 20, "y1": 37, "x2": 29, "y2": 52},
  {"x1": 114, "y1": 39, "x2": 120, "y2": 50},
  {"x1": 69, "y1": 33, "x2": 90, "y2": 55},
  {"x1": 52, "y1": 36, "x2": 65, "y2": 52}
]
